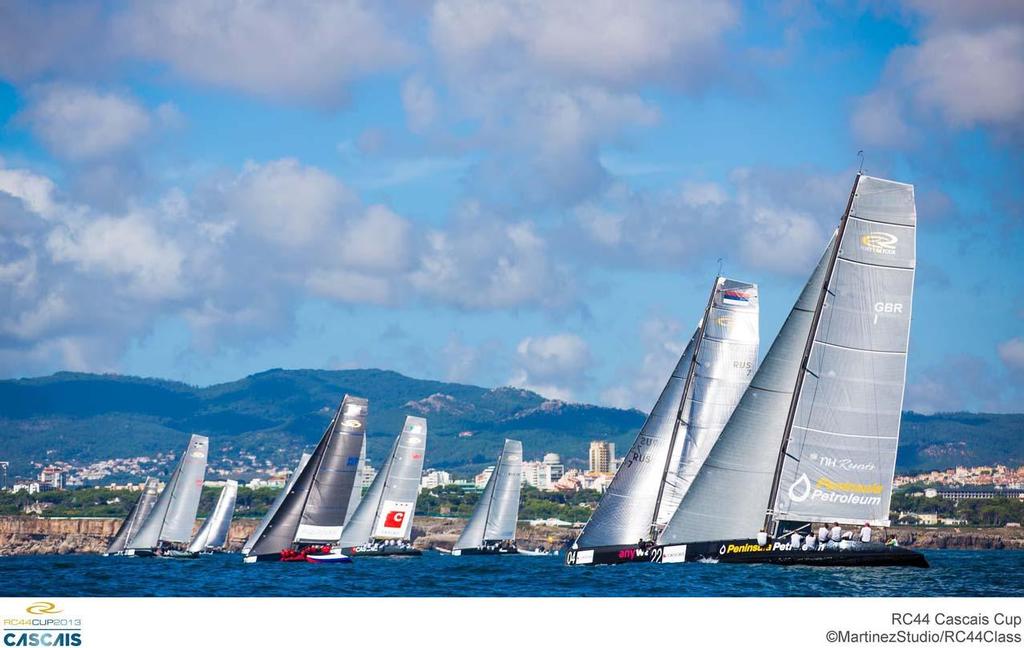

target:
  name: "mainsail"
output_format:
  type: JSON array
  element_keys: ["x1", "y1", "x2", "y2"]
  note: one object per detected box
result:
[
  {"x1": 660, "y1": 174, "x2": 915, "y2": 544},
  {"x1": 245, "y1": 396, "x2": 368, "y2": 558},
  {"x1": 127, "y1": 434, "x2": 209, "y2": 549},
  {"x1": 771, "y1": 175, "x2": 916, "y2": 527},
  {"x1": 187, "y1": 479, "x2": 238, "y2": 553},
  {"x1": 106, "y1": 477, "x2": 159, "y2": 554},
  {"x1": 241, "y1": 452, "x2": 311, "y2": 556},
  {"x1": 574, "y1": 277, "x2": 759, "y2": 549},
  {"x1": 454, "y1": 439, "x2": 523, "y2": 550},
  {"x1": 339, "y1": 416, "x2": 427, "y2": 547}
]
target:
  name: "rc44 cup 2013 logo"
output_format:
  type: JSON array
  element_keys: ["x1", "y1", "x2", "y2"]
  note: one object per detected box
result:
[{"x1": 3, "y1": 602, "x2": 82, "y2": 646}]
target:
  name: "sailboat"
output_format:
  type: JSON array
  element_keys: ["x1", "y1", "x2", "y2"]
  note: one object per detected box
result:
[
  {"x1": 124, "y1": 434, "x2": 209, "y2": 558},
  {"x1": 338, "y1": 416, "x2": 428, "y2": 556},
  {"x1": 451, "y1": 439, "x2": 523, "y2": 556},
  {"x1": 565, "y1": 276, "x2": 759, "y2": 566},
  {"x1": 567, "y1": 174, "x2": 927, "y2": 568},
  {"x1": 187, "y1": 479, "x2": 238, "y2": 554},
  {"x1": 241, "y1": 452, "x2": 311, "y2": 556},
  {"x1": 243, "y1": 395, "x2": 367, "y2": 563},
  {"x1": 104, "y1": 477, "x2": 160, "y2": 556}
]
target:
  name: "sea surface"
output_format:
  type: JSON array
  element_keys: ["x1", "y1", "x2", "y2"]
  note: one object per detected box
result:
[{"x1": 2, "y1": 550, "x2": 1022, "y2": 597}]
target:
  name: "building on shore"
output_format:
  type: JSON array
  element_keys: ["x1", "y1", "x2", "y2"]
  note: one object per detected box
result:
[
  {"x1": 474, "y1": 466, "x2": 495, "y2": 489},
  {"x1": 588, "y1": 441, "x2": 615, "y2": 474},
  {"x1": 420, "y1": 469, "x2": 452, "y2": 491},
  {"x1": 925, "y1": 487, "x2": 1024, "y2": 501}
]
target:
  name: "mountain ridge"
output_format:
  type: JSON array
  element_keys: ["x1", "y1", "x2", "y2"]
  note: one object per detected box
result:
[{"x1": 1, "y1": 369, "x2": 1021, "y2": 479}]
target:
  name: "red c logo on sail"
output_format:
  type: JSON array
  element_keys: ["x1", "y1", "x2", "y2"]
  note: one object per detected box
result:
[{"x1": 384, "y1": 511, "x2": 406, "y2": 528}]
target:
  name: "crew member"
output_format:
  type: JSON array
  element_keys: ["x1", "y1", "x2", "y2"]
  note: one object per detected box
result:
[
  {"x1": 805, "y1": 531, "x2": 817, "y2": 550},
  {"x1": 817, "y1": 525, "x2": 829, "y2": 543},
  {"x1": 790, "y1": 531, "x2": 802, "y2": 549},
  {"x1": 860, "y1": 522, "x2": 872, "y2": 543},
  {"x1": 829, "y1": 522, "x2": 842, "y2": 543}
]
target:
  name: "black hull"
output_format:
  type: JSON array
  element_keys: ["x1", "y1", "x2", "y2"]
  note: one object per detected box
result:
[
  {"x1": 565, "y1": 539, "x2": 929, "y2": 568},
  {"x1": 340, "y1": 546, "x2": 422, "y2": 557},
  {"x1": 452, "y1": 547, "x2": 519, "y2": 556}
]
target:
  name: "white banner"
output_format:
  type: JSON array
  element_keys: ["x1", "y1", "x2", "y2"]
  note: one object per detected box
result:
[
  {"x1": 372, "y1": 500, "x2": 413, "y2": 539},
  {"x1": 2, "y1": 598, "x2": 1022, "y2": 648}
]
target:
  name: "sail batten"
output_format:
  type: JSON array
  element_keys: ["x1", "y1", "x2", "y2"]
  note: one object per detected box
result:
[{"x1": 339, "y1": 416, "x2": 427, "y2": 547}]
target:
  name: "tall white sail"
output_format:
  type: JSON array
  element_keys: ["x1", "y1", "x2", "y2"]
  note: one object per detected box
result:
[
  {"x1": 656, "y1": 279, "x2": 759, "y2": 526},
  {"x1": 772, "y1": 176, "x2": 916, "y2": 526},
  {"x1": 241, "y1": 452, "x2": 310, "y2": 556},
  {"x1": 573, "y1": 338, "x2": 695, "y2": 548},
  {"x1": 127, "y1": 434, "x2": 209, "y2": 549},
  {"x1": 454, "y1": 439, "x2": 523, "y2": 549},
  {"x1": 574, "y1": 276, "x2": 758, "y2": 549},
  {"x1": 659, "y1": 239, "x2": 836, "y2": 545},
  {"x1": 106, "y1": 477, "x2": 159, "y2": 554},
  {"x1": 345, "y1": 438, "x2": 367, "y2": 526},
  {"x1": 188, "y1": 480, "x2": 238, "y2": 553},
  {"x1": 339, "y1": 416, "x2": 427, "y2": 547}
]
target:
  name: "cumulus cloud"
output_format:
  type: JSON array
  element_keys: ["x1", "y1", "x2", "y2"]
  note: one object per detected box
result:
[
  {"x1": 999, "y1": 337, "x2": 1024, "y2": 373},
  {"x1": 508, "y1": 332, "x2": 591, "y2": 401},
  {"x1": 853, "y1": 4, "x2": 1024, "y2": 146},
  {"x1": 600, "y1": 315, "x2": 688, "y2": 411},
  {"x1": 19, "y1": 84, "x2": 171, "y2": 160},
  {"x1": 424, "y1": 0, "x2": 738, "y2": 205},
  {"x1": 568, "y1": 166, "x2": 847, "y2": 276},
  {"x1": 401, "y1": 76, "x2": 439, "y2": 133},
  {"x1": 113, "y1": 0, "x2": 410, "y2": 106}
]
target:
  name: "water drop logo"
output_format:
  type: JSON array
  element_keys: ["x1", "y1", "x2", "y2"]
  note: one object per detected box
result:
[
  {"x1": 788, "y1": 473, "x2": 811, "y2": 503},
  {"x1": 25, "y1": 601, "x2": 61, "y2": 615}
]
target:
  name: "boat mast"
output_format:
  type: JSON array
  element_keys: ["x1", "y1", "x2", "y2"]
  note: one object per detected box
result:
[
  {"x1": 648, "y1": 275, "x2": 719, "y2": 539},
  {"x1": 761, "y1": 174, "x2": 861, "y2": 536}
]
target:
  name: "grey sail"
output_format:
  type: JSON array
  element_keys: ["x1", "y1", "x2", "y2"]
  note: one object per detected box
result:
[
  {"x1": 573, "y1": 338, "x2": 696, "y2": 548},
  {"x1": 339, "y1": 416, "x2": 427, "y2": 547},
  {"x1": 345, "y1": 438, "x2": 367, "y2": 526},
  {"x1": 659, "y1": 238, "x2": 836, "y2": 545},
  {"x1": 656, "y1": 278, "x2": 760, "y2": 527},
  {"x1": 106, "y1": 477, "x2": 159, "y2": 554},
  {"x1": 128, "y1": 434, "x2": 209, "y2": 549},
  {"x1": 188, "y1": 479, "x2": 238, "y2": 552},
  {"x1": 772, "y1": 176, "x2": 916, "y2": 525},
  {"x1": 241, "y1": 452, "x2": 311, "y2": 555},
  {"x1": 246, "y1": 396, "x2": 367, "y2": 557},
  {"x1": 455, "y1": 439, "x2": 523, "y2": 549}
]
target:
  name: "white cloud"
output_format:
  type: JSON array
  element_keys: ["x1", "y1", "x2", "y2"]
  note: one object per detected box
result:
[
  {"x1": 114, "y1": 0, "x2": 410, "y2": 105},
  {"x1": 505, "y1": 333, "x2": 592, "y2": 402},
  {"x1": 600, "y1": 315, "x2": 687, "y2": 410},
  {"x1": 998, "y1": 337, "x2": 1024, "y2": 372},
  {"x1": 20, "y1": 85, "x2": 158, "y2": 160},
  {"x1": 853, "y1": 6, "x2": 1024, "y2": 146}
]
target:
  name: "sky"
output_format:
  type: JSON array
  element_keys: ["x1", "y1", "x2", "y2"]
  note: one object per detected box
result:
[{"x1": 0, "y1": 0, "x2": 1022, "y2": 413}]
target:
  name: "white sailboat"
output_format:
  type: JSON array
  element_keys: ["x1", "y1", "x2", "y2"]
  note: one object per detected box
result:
[{"x1": 451, "y1": 439, "x2": 523, "y2": 556}]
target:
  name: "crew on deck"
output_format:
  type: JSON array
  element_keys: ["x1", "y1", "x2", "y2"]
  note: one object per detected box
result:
[{"x1": 860, "y1": 522, "x2": 872, "y2": 543}]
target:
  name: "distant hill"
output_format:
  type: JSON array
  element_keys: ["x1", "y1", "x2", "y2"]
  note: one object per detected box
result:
[{"x1": 0, "y1": 370, "x2": 1021, "y2": 479}]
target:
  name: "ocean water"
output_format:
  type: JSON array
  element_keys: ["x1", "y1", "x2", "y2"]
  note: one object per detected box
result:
[{"x1": 2, "y1": 550, "x2": 1022, "y2": 597}]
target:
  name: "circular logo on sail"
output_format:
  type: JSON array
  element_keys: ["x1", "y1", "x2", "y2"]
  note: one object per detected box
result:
[
  {"x1": 25, "y1": 602, "x2": 62, "y2": 615},
  {"x1": 407, "y1": 437, "x2": 422, "y2": 445},
  {"x1": 341, "y1": 419, "x2": 362, "y2": 428},
  {"x1": 715, "y1": 316, "x2": 732, "y2": 328},
  {"x1": 860, "y1": 232, "x2": 898, "y2": 255},
  {"x1": 788, "y1": 473, "x2": 812, "y2": 503}
]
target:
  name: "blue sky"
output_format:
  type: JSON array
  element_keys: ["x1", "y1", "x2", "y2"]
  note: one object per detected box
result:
[{"x1": 0, "y1": 0, "x2": 1021, "y2": 412}]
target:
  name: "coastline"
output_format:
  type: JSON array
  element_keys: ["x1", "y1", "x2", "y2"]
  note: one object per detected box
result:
[{"x1": 1, "y1": 515, "x2": 1023, "y2": 556}]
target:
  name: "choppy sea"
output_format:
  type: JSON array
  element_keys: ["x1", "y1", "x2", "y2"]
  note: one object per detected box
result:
[{"x1": 2, "y1": 550, "x2": 1022, "y2": 597}]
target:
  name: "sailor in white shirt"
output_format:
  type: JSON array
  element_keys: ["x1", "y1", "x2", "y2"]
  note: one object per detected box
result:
[
  {"x1": 790, "y1": 531, "x2": 802, "y2": 549},
  {"x1": 829, "y1": 522, "x2": 842, "y2": 543},
  {"x1": 860, "y1": 523, "x2": 872, "y2": 543},
  {"x1": 804, "y1": 531, "x2": 817, "y2": 550},
  {"x1": 817, "y1": 525, "x2": 829, "y2": 543}
]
